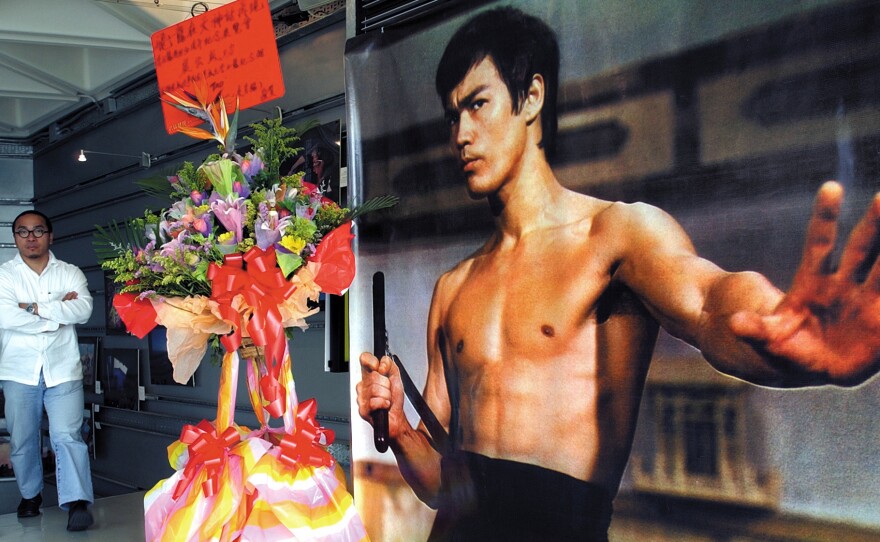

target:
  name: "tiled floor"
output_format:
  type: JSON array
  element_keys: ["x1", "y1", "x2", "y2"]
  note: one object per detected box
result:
[
  {"x1": 0, "y1": 491, "x2": 146, "y2": 542},
  {"x1": 3, "y1": 489, "x2": 878, "y2": 542}
]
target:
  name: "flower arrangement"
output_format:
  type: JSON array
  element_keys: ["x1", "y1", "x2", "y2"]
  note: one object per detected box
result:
[
  {"x1": 96, "y1": 83, "x2": 395, "y2": 382},
  {"x1": 97, "y1": 85, "x2": 390, "y2": 540}
]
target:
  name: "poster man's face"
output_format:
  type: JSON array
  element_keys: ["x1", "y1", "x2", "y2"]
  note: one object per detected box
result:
[{"x1": 445, "y1": 57, "x2": 530, "y2": 198}]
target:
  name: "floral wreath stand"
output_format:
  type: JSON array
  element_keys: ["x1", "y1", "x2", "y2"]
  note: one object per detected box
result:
[
  {"x1": 99, "y1": 87, "x2": 392, "y2": 541},
  {"x1": 130, "y1": 245, "x2": 368, "y2": 541}
]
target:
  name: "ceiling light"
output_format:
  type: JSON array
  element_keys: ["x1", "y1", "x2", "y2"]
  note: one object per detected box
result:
[{"x1": 78, "y1": 150, "x2": 87, "y2": 162}]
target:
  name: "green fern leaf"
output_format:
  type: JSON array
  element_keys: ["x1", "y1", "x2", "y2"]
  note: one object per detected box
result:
[
  {"x1": 347, "y1": 195, "x2": 400, "y2": 221},
  {"x1": 135, "y1": 172, "x2": 178, "y2": 201},
  {"x1": 92, "y1": 220, "x2": 150, "y2": 263}
]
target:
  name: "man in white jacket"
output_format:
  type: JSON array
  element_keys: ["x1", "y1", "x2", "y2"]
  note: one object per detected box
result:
[{"x1": 0, "y1": 210, "x2": 94, "y2": 531}]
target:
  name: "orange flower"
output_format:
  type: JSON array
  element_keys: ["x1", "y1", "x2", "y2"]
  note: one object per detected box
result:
[{"x1": 164, "y1": 82, "x2": 239, "y2": 153}]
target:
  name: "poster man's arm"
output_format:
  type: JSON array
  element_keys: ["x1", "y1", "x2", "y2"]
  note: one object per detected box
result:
[{"x1": 617, "y1": 181, "x2": 880, "y2": 388}]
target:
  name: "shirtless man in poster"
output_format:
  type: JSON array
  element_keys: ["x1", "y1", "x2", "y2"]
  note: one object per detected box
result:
[{"x1": 357, "y1": 7, "x2": 880, "y2": 541}]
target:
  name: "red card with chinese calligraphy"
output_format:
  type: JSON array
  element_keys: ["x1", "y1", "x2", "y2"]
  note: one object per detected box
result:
[{"x1": 151, "y1": 0, "x2": 285, "y2": 135}]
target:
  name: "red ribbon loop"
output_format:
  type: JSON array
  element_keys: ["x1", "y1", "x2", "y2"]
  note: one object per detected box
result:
[
  {"x1": 209, "y1": 247, "x2": 295, "y2": 364},
  {"x1": 277, "y1": 398, "x2": 336, "y2": 469},
  {"x1": 172, "y1": 420, "x2": 240, "y2": 499},
  {"x1": 112, "y1": 292, "x2": 158, "y2": 338},
  {"x1": 259, "y1": 373, "x2": 286, "y2": 419}
]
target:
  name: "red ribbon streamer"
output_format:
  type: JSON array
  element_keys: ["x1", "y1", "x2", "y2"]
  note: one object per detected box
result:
[
  {"x1": 207, "y1": 253, "x2": 246, "y2": 352},
  {"x1": 277, "y1": 398, "x2": 336, "y2": 469},
  {"x1": 172, "y1": 420, "x2": 240, "y2": 499},
  {"x1": 207, "y1": 247, "x2": 297, "y2": 418},
  {"x1": 112, "y1": 292, "x2": 158, "y2": 338}
]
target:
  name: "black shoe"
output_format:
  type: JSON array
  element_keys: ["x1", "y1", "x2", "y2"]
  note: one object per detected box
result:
[
  {"x1": 66, "y1": 500, "x2": 94, "y2": 531},
  {"x1": 16, "y1": 494, "x2": 42, "y2": 518}
]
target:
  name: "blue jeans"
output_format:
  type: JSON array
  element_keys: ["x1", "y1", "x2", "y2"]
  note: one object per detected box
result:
[{"x1": 2, "y1": 374, "x2": 94, "y2": 507}]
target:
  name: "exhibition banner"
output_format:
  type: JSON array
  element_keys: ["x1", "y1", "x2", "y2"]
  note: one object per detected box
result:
[{"x1": 345, "y1": 1, "x2": 880, "y2": 539}]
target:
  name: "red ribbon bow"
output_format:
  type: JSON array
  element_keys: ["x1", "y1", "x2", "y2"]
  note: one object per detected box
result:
[
  {"x1": 172, "y1": 420, "x2": 241, "y2": 499},
  {"x1": 208, "y1": 247, "x2": 296, "y2": 360},
  {"x1": 278, "y1": 398, "x2": 336, "y2": 469}
]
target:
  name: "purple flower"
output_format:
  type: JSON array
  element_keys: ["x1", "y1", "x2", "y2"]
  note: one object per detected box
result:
[
  {"x1": 137, "y1": 290, "x2": 157, "y2": 301},
  {"x1": 232, "y1": 180, "x2": 250, "y2": 199},
  {"x1": 209, "y1": 193, "x2": 245, "y2": 243},
  {"x1": 159, "y1": 235, "x2": 185, "y2": 258},
  {"x1": 296, "y1": 203, "x2": 318, "y2": 221},
  {"x1": 158, "y1": 234, "x2": 204, "y2": 269},
  {"x1": 254, "y1": 202, "x2": 290, "y2": 250},
  {"x1": 240, "y1": 152, "x2": 264, "y2": 183}
]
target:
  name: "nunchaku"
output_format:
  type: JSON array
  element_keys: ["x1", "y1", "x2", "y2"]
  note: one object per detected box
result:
[
  {"x1": 372, "y1": 271, "x2": 390, "y2": 453},
  {"x1": 371, "y1": 271, "x2": 448, "y2": 454}
]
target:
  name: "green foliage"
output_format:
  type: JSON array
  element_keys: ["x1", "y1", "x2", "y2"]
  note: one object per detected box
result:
[
  {"x1": 347, "y1": 194, "x2": 401, "y2": 222},
  {"x1": 93, "y1": 219, "x2": 151, "y2": 263},
  {"x1": 225, "y1": 106, "x2": 240, "y2": 154},
  {"x1": 315, "y1": 203, "x2": 347, "y2": 235},
  {"x1": 237, "y1": 237, "x2": 255, "y2": 253},
  {"x1": 176, "y1": 162, "x2": 201, "y2": 192},
  {"x1": 136, "y1": 169, "x2": 181, "y2": 202},
  {"x1": 243, "y1": 117, "x2": 309, "y2": 189},
  {"x1": 286, "y1": 216, "x2": 318, "y2": 244},
  {"x1": 242, "y1": 198, "x2": 258, "y2": 239}
]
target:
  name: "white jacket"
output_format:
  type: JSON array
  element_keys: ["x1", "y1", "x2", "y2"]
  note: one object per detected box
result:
[{"x1": 0, "y1": 251, "x2": 93, "y2": 387}]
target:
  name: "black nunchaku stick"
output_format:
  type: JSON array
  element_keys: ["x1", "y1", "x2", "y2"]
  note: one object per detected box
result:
[
  {"x1": 372, "y1": 272, "x2": 449, "y2": 454},
  {"x1": 372, "y1": 271, "x2": 390, "y2": 452}
]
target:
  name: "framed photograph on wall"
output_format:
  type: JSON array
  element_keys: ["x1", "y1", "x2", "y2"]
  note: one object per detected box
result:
[
  {"x1": 148, "y1": 326, "x2": 195, "y2": 387},
  {"x1": 102, "y1": 347, "x2": 140, "y2": 411},
  {"x1": 104, "y1": 272, "x2": 128, "y2": 335},
  {"x1": 77, "y1": 336, "x2": 99, "y2": 393},
  {"x1": 280, "y1": 120, "x2": 342, "y2": 203}
]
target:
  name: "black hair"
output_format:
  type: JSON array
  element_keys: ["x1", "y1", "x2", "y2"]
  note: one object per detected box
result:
[
  {"x1": 435, "y1": 6, "x2": 560, "y2": 159},
  {"x1": 12, "y1": 210, "x2": 53, "y2": 233}
]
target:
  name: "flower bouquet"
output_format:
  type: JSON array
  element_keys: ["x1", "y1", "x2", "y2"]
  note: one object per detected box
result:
[{"x1": 96, "y1": 85, "x2": 394, "y2": 541}]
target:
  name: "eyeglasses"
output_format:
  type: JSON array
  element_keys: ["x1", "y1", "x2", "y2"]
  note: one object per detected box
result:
[{"x1": 14, "y1": 228, "x2": 49, "y2": 239}]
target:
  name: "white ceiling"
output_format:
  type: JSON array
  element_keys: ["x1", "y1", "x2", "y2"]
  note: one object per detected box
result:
[{"x1": 0, "y1": 0, "x2": 293, "y2": 141}]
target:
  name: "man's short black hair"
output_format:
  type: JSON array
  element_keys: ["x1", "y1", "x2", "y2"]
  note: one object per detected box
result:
[
  {"x1": 12, "y1": 210, "x2": 53, "y2": 233},
  {"x1": 435, "y1": 6, "x2": 560, "y2": 159}
]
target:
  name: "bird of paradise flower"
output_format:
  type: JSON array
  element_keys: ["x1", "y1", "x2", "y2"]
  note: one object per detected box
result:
[{"x1": 163, "y1": 80, "x2": 239, "y2": 154}]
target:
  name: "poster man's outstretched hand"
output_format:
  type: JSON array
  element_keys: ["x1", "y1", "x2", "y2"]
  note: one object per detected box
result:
[{"x1": 730, "y1": 181, "x2": 880, "y2": 386}]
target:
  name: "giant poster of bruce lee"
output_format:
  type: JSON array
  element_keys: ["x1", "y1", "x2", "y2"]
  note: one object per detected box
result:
[{"x1": 345, "y1": 1, "x2": 880, "y2": 540}]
